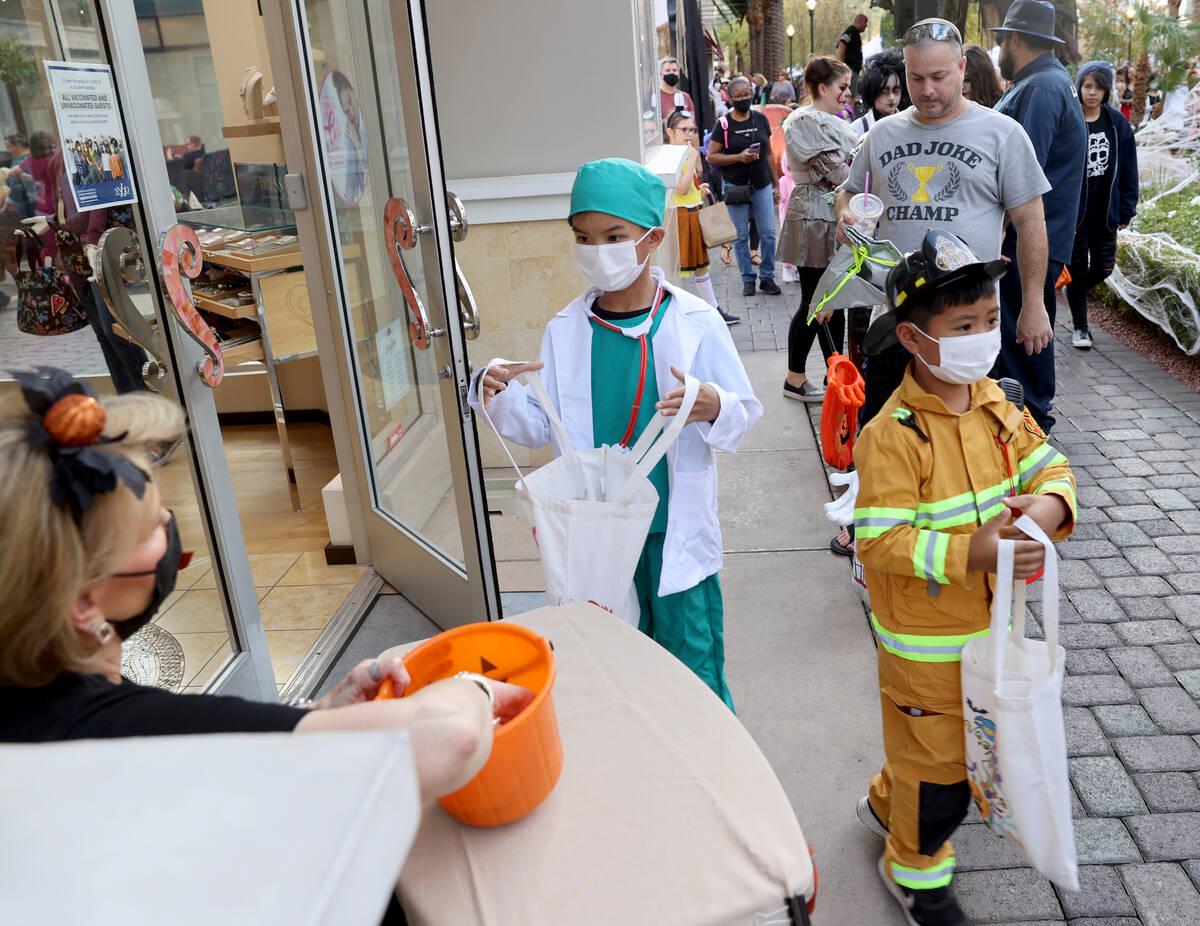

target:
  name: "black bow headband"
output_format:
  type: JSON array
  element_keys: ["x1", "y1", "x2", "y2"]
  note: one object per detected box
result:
[{"x1": 10, "y1": 366, "x2": 147, "y2": 516}]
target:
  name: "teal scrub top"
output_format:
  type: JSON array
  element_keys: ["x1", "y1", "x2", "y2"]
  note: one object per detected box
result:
[{"x1": 589, "y1": 295, "x2": 671, "y2": 535}]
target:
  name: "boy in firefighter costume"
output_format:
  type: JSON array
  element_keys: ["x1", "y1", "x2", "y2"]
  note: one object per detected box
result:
[
  {"x1": 468, "y1": 158, "x2": 762, "y2": 709},
  {"x1": 853, "y1": 230, "x2": 1076, "y2": 926}
]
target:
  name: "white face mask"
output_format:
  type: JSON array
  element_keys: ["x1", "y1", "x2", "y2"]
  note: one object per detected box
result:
[
  {"x1": 573, "y1": 228, "x2": 656, "y2": 292},
  {"x1": 913, "y1": 325, "x2": 1001, "y2": 385}
]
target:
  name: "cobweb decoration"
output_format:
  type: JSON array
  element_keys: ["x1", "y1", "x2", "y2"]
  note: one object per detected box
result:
[{"x1": 1105, "y1": 78, "x2": 1200, "y2": 356}]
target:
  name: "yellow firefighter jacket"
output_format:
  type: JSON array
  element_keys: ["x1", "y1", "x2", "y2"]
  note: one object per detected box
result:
[{"x1": 854, "y1": 369, "x2": 1076, "y2": 669}]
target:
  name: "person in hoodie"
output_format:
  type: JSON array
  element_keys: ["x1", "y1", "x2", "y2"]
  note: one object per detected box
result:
[
  {"x1": 469, "y1": 158, "x2": 762, "y2": 710},
  {"x1": 1066, "y1": 61, "x2": 1138, "y2": 350}
]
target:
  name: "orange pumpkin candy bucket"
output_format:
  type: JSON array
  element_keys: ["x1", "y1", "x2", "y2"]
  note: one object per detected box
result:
[{"x1": 375, "y1": 622, "x2": 563, "y2": 827}]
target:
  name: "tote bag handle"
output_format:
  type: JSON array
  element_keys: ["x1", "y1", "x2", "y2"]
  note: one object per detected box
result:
[
  {"x1": 615, "y1": 374, "x2": 699, "y2": 505},
  {"x1": 990, "y1": 515, "x2": 1059, "y2": 688},
  {"x1": 474, "y1": 362, "x2": 578, "y2": 484}
]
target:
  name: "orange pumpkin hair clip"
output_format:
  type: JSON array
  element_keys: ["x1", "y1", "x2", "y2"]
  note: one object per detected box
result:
[{"x1": 11, "y1": 366, "x2": 147, "y2": 515}]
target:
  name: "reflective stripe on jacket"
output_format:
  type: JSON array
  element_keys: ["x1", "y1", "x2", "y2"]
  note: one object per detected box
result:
[{"x1": 854, "y1": 368, "x2": 1076, "y2": 663}]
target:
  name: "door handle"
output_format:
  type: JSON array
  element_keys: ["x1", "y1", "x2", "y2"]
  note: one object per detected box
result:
[
  {"x1": 454, "y1": 257, "x2": 480, "y2": 340},
  {"x1": 161, "y1": 224, "x2": 224, "y2": 386},
  {"x1": 384, "y1": 197, "x2": 443, "y2": 350},
  {"x1": 446, "y1": 190, "x2": 468, "y2": 242},
  {"x1": 96, "y1": 227, "x2": 168, "y2": 391},
  {"x1": 445, "y1": 190, "x2": 478, "y2": 339}
]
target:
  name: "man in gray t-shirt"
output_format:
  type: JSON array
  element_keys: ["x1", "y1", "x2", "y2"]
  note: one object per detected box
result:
[
  {"x1": 843, "y1": 102, "x2": 1049, "y2": 260},
  {"x1": 835, "y1": 19, "x2": 1052, "y2": 411}
]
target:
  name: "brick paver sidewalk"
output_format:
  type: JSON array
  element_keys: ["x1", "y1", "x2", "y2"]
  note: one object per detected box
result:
[{"x1": 709, "y1": 254, "x2": 1200, "y2": 925}]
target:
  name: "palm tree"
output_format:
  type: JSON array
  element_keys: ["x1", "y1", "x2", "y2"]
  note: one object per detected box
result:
[
  {"x1": 748, "y1": 0, "x2": 768, "y2": 75},
  {"x1": 1086, "y1": 5, "x2": 1200, "y2": 122},
  {"x1": 764, "y1": 0, "x2": 786, "y2": 77}
]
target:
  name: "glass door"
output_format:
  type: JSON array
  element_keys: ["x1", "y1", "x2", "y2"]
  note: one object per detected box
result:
[
  {"x1": 282, "y1": 0, "x2": 498, "y2": 624},
  {"x1": 0, "y1": 0, "x2": 279, "y2": 699}
]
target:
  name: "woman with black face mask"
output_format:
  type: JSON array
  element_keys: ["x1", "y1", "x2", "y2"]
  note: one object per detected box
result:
[
  {"x1": 0, "y1": 368, "x2": 533, "y2": 803},
  {"x1": 705, "y1": 75, "x2": 781, "y2": 297}
]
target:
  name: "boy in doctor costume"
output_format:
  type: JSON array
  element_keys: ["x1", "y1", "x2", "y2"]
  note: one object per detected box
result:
[{"x1": 469, "y1": 158, "x2": 761, "y2": 709}]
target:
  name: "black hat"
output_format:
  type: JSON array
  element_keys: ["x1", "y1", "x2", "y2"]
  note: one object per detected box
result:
[
  {"x1": 863, "y1": 230, "x2": 1007, "y2": 356},
  {"x1": 989, "y1": 0, "x2": 1065, "y2": 45}
]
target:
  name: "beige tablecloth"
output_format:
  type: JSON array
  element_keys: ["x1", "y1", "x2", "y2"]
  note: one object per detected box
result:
[{"x1": 399, "y1": 603, "x2": 815, "y2": 926}]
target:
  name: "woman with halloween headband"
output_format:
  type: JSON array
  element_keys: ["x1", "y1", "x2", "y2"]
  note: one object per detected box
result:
[{"x1": 0, "y1": 368, "x2": 532, "y2": 800}]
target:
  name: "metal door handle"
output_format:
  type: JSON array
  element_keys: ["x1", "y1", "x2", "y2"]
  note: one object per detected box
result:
[
  {"x1": 384, "y1": 197, "x2": 443, "y2": 350},
  {"x1": 446, "y1": 190, "x2": 469, "y2": 242},
  {"x1": 161, "y1": 224, "x2": 224, "y2": 386},
  {"x1": 96, "y1": 227, "x2": 168, "y2": 390},
  {"x1": 454, "y1": 257, "x2": 480, "y2": 339}
]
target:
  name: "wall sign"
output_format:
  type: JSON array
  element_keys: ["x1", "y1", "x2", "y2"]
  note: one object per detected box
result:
[
  {"x1": 376, "y1": 319, "x2": 412, "y2": 410},
  {"x1": 44, "y1": 61, "x2": 138, "y2": 214}
]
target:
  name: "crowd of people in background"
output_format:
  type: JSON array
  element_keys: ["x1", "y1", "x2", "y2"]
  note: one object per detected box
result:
[{"x1": 659, "y1": 0, "x2": 1171, "y2": 429}]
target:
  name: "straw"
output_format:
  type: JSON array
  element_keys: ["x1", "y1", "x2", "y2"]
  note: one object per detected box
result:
[{"x1": 862, "y1": 172, "x2": 870, "y2": 210}]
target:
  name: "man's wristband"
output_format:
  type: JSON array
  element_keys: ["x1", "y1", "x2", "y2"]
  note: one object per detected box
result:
[{"x1": 454, "y1": 670, "x2": 495, "y2": 711}]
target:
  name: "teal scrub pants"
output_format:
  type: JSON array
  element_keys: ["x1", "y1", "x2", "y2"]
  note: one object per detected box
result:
[{"x1": 634, "y1": 533, "x2": 734, "y2": 711}]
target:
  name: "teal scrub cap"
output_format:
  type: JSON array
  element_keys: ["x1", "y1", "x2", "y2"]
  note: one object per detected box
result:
[{"x1": 568, "y1": 158, "x2": 666, "y2": 230}]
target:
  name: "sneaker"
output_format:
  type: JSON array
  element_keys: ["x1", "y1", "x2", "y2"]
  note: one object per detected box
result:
[
  {"x1": 718, "y1": 309, "x2": 741, "y2": 326},
  {"x1": 759, "y1": 279, "x2": 782, "y2": 295},
  {"x1": 878, "y1": 856, "x2": 968, "y2": 926},
  {"x1": 743, "y1": 281, "x2": 756, "y2": 297},
  {"x1": 857, "y1": 796, "x2": 888, "y2": 838},
  {"x1": 1072, "y1": 328, "x2": 1093, "y2": 349},
  {"x1": 783, "y1": 380, "x2": 824, "y2": 403}
]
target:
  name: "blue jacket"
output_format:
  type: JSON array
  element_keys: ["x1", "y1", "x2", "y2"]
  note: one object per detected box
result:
[
  {"x1": 1075, "y1": 60, "x2": 1139, "y2": 233},
  {"x1": 996, "y1": 53, "x2": 1087, "y2": 265}
]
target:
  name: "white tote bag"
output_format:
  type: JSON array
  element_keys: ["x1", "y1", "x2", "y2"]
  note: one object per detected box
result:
[
  {"x1": 960, "y1": 515, "x2": 1078, "y2": 892},
  {"x1": 481, "y1": 369, "x2": 698, "y2": 626}
]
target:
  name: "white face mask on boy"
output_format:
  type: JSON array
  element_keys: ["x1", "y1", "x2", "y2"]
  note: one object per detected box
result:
[
  {"x1": 912, "y1": 325, "x2": 1001, "y2": 385},
  {"x1": 573, "y1": 228, "x2": 656, "y2": 292}
]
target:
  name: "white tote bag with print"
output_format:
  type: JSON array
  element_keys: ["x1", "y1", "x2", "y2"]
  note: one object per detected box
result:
[
  {"x1": 480, "y1": 369, "x2": 698, "y2": 626},
  {"x1": 960, "y1": 515, "x2": 1078, "y2": 892}
]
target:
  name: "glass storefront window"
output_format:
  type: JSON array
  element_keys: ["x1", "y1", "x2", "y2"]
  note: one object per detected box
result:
[{"x1": 0, "y1": 0, "x2": 233, "y2": 691}]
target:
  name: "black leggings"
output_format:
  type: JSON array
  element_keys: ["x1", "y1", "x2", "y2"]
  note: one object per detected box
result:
[
  {"x1": 1066, "y1": 223, "x2": 1117, "y2": 332},
  {"x1": 788, "y1": 265, "x2": 844, "y2": 376}
]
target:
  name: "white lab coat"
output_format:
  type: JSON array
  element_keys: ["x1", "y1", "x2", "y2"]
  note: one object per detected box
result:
[{"x1": 468, "y1": 271, "x2": 762, "y2": 597}]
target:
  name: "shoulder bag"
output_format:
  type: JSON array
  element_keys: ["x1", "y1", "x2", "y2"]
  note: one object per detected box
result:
[{"x1": 14, "y1": 231, "x2": 87, "y2": 336}]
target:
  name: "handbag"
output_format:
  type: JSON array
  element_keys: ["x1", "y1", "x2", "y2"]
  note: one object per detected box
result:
[
  {"x1": 479, "y1": 365, "x2": 698, "y2": 626},
  {"x1": 960, "y1": 515, "x2": 1078, "y2": 891},
  {"x1": 14, "y1": 232, "x2": 87, "y2": 336},
  {"x1": 50, "y1": 220, "x2": 91, "y2": 277},
  {"x1": 722, "y1": 182, "x2": 753, "y2": 205},
  {"x1": 698, "y1": 194, "x2": 738, "y2": 248}
]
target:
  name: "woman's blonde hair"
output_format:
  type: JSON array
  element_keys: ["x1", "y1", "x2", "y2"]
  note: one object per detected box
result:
[{"x1": 0, "y1": 387, "x2": 183, "y2": 685}]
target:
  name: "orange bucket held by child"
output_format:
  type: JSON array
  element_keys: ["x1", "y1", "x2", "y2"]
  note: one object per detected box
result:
[
  {"x1": 820, "y1": 352, "x2": 865, "y2": 471},
  {"x1": 375, "y1": 621, "x2": 563, "y2": 827}
]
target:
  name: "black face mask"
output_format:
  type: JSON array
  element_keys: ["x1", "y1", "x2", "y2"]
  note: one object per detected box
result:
[
  {"x1": 731, "y1": 97, "x2": 752, "y2": 113},
  {"x1": 113, "y1": 511, "x2": 183, "y2": 641},
  {"x1": 663, "y1": 73, "x2": 680, "y2": 87}
]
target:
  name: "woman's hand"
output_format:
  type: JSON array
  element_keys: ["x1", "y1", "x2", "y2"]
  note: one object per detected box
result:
[
  {"x1": 739, "y1": 149, "x2": 759, "y2": 163},
  {"x1": 316, "y1": 652, "x2": 411, "y2": 709},
  {"x1": 479, "y1": 361, "x2": 544, "y2": 408},
  {"x1": 492, "y1": 680, "x2": 536, "y2": 724},
  {"x1": 699, "y1": 182, "x2": 711, "y2": 197},
  {"x1": 656, "y1": 365, "x2": 721, "y2": 424},
  {"x1": 773, "y1": 185, "x2": 781, "y2": 204},
  {"x1": 815, "y1": 309, "x2": 834, "y2": 325}
]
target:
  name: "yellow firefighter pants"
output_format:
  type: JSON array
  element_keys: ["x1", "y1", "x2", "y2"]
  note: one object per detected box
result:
[{"x1": 868, "y1": 646, "x2": 972, "y2": 891}]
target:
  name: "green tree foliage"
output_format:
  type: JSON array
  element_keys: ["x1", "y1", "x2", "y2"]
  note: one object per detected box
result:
[
  {"x1": 1080, "y1": 1, "x2": 1200, "y2": 96},
  {"x1": 0, "y1": 32, "x2": 38, "y2": 90}
]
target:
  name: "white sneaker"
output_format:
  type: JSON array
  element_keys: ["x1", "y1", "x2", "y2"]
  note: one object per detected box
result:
[
  {"x1": 857, "y1": 795, "x2": 888, "y2": 838},
  {"x1": 1072, "y1": 328, "x2": 1093, "y2": 349}
]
